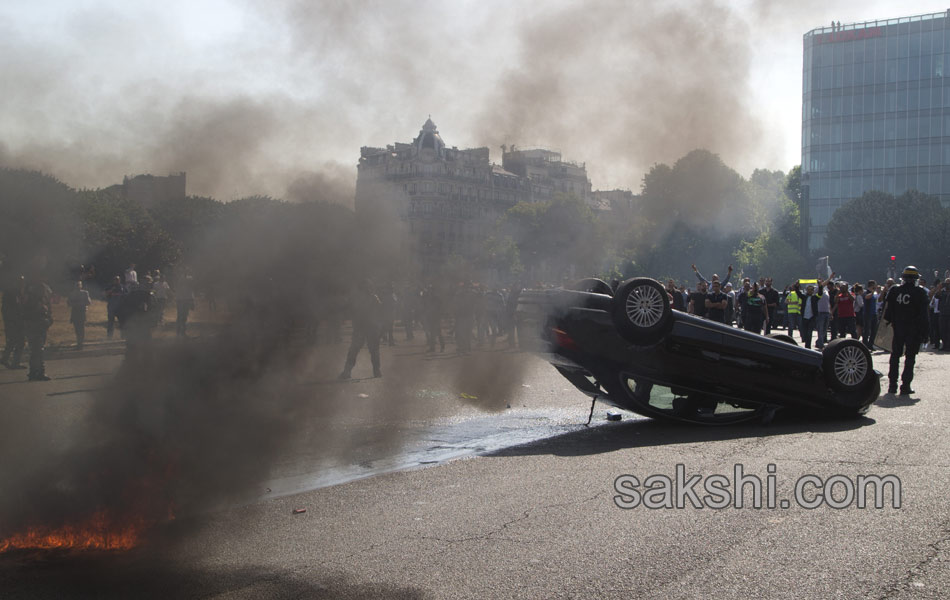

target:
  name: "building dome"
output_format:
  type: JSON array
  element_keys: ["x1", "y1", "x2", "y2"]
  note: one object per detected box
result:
[{"x1": 415, "y1": 116, "x2": 445, "y2": 156}]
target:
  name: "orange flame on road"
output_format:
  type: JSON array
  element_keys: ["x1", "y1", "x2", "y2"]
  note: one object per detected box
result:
[{"x1": 0, "y1": 509, "x2": 155, "y2": 552}]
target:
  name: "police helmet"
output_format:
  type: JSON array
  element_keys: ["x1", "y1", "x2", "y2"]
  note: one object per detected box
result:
[{"x1": 902, "y1": 265, "x2": 920, "y2": 279}]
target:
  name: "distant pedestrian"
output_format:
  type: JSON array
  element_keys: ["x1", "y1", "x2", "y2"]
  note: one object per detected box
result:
[
  {"x1": 762, "y1": 278, "x2": 779, "y2": 334},
  {"x1": 1, "y1": 275, "x2": 26, "y2": 369},
  {"x1": 692, "y1": 263, "x2": 733, "y2": 287},
  {"x1": 21, "y1": 274, "x2": 53, "y2": 381},
  {"x1": 835, "y1": 282, "x2": 857, "y2": 339},
  {"x1": 66, "y1": 280, "x2": 92, "y2": 350},
  {"x1": 799, "y1": 283, "x2": 819, "y2": 348},
  {"x1": 723, "y1": 282, "x2": 736, "y2": 325},
  {"x1": 401, "y1": 283, "x2": 419, "y2": 341},
  {"x1": 667, "y1": 279, "x2": 686, "y2": 312},
  {"x1": 104, "y1": 276, "x2": 127, "y2": 339},
  {"x1": 816, "y1": 276, "x2": 836, "y2": 348},
  {"x1": 485, "y1": 287, "x2": 506, "y2": 346},
  {"x1": 124, "y1": 263, "x2": 138, "y2": 287},
  {"x1": 688, "y1": 281, "x2": 709, "y2": 318},
  {"x1": 339, "y1": 279, "x2": 382, "y2": 379},
  {"x1": 422, "y1": 283, "x2": 446, "y2": 353},
  {"x1": 119, "y1": 280, "x2": 157, "y2": 362},
  {"x1": 827, "y1": 280, "x2": 840, "y2": 340},
  {"x1": 743, "y1": 282, "x2": 768, "y2": 334},
  {"x1": 784, "y1": 282, "x2": 803, "y2": 337},
  {"x1": 175, "y1": 273, "x2": 195, "y2": 338},
  {"x1": 704, "y1": 280, "x2": 728, "y2": 323},
  {"x1": 379, "y1": 282, "x2": 397, "y2": 347},
  {"x1": 453, "y1": 282, "x2": 477, "y2": 354},
  {"x1": 853, "y1": 283, "x2": 865, "y2": 341},
  {"x1": 152, "y1": 270, "x2": 170, "y2": 324},
  {"x1": 933, "y1": 278, "x2": 950, "y2": 351},
  {"x1": 505, "y1": 284, "x2": 523, "y2": 348},
  {"x1": 863, "y1": 281, "x2": 880, "y2": 349},
  {"x1": 736, "y1": 279, "x2": 751, "y2": 329}
]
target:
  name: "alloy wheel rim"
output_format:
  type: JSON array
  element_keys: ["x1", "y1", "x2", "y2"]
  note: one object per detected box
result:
[
  {"x1": 625, "y1": 284, "x2": 664, "y2": 328},
  {"x1": 834, "y1": 345, "x2": 868, "y2": 386}
]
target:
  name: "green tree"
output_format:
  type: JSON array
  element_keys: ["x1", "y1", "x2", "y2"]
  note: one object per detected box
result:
[
  {"x1": 0, "y1": 168, "x2": 83, "y2": 283},
  {"x1": 733, "y1": 232, "x2": 811, "y2": 287},
  {"x1": 635, "y1": 150, "x2": 754, "y2": 281},
  {"x1": 78, "y1": 189, "x2": 181, "y2": 283},
  {"x1": 148, "y1": 195, "x2": 224, "y2": 258},
  {"x1": 477, "y1": 235, "x2": 523, "y2": 282},
  {"x1": 824, "y1": 189, "x2": 949, "y2": 281},
  {"x1": 500, "y1": 194, "x2": 602, "y2": 282},
  {"x1": 781, "y1": 165, "x2": 803, "y2": 249}
]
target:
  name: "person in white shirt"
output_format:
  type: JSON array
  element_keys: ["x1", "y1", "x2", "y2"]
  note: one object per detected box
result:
[
  {"x1": 124, "y1": 263, "x2": 138, "y2": 287},
  {"x1": 151, "y1": 270, "x2": 170, "y2": 324}
]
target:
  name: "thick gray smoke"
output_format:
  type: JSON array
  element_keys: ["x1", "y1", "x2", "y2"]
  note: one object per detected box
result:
[
  {"x1": 473, "y1": 3, "x2": 760, "y2": 185},
  {"x1": 0, "y1": 0, "x2": 874, "y2": 552},
  {"x1": 0, "y1": 0, "x2": 858, "y2": 200},
  {"x1": 0, "y1": 199, "x2": 535, "y2": 551}
]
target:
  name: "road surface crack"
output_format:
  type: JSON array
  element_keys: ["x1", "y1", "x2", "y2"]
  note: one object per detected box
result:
[
  {"x1": 876, "y1": 521, "x2": 950, "y2": 599},
  {"x1": 415, "y1": 491, "x2": 606, "y2": 546}
]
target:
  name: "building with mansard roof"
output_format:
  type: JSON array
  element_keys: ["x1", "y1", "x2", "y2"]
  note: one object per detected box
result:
[{"x1": 355, "y1": 118, "x2": 605, "y2": 281}]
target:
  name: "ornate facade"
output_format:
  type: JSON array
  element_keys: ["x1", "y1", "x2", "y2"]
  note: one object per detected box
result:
[{"x1": 356, "y1": 118, "x2": 596, "y2": 280}]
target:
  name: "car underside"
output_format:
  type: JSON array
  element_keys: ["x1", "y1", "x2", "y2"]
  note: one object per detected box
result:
[{"x1": 516, "y1": 278, "x2": 881, "y2": 425}]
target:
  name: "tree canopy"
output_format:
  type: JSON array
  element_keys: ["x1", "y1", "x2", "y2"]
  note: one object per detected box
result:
[
  {"x1": 824, "y1": 189, "x2": 949, "y2": 281},
  {"x1": 0, "y1": 168, "x2": 83, "y2": 281}
]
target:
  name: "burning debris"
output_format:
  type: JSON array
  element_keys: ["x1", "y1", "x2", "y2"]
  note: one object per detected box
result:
[{"x1": 0, "y1": 510, "x2": 151, "y2": 553}]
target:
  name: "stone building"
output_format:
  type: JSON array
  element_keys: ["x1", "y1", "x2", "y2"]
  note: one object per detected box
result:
[
  {"x1": 500, "y1": 146, "x2": 592, "y2": 204},
  {"x1": 355, "y1": 118, "x2": 599, "y2": 281},
  {"x1": 104, "y1": 172, "x2": 187, "y2": 208}
]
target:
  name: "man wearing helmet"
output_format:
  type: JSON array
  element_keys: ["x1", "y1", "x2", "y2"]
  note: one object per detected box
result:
[{"x1": 882, "y1": 266, "x2": 930, "y2": 395}]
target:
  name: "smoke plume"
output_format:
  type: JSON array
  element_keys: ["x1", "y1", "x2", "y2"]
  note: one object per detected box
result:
[
  {"x1": 0, "y1": 197, "x2": 534, "y2": 548},
  {"x1": 0, "y1": 0, "x2": 847, "y2": 199}
]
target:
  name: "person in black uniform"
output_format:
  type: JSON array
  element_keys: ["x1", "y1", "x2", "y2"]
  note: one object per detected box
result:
[
  {"x1": 118, "y1": 277, "x2": 158, "y2": 363},
  {"x1": 422, "y1": 283, "x2": 445, "y2": 353},
  {"x1": 704, "y1": 280, "x2": 728, "y2": 323},
  {"x1": 1, "y1": 275, "x2": 26, "y2": 369},
  {"x1": 762, "y1": 278, "x2": 780, "y2": 334},
  {"x1": 21, "y1": 274, "x2": 53, "y2": 381},
  {"x1": 667, "y1": 280, "x2": 686, "y2": 312},
  {"x1": 339, "y1": 278, "x2": 382, "y2": 379},
  {"x1": 882, "y1": 266, "x2": 930, "y2": 395}
]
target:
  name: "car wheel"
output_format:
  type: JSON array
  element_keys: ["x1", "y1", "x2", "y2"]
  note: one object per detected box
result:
[
  {"x1": 768, "y1": 333, "x2": 798, "y2": 346},
  {"x1": 822, "y1": 338, "x2": 872, "y2": 392},
  {"x1": 612, "y1": 278, "x2": 672, "y2": 345}
]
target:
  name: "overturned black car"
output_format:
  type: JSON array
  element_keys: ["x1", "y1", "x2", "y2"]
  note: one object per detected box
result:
[{"x1": 517, "y1": 277, "x2": 881, "y2": 424}]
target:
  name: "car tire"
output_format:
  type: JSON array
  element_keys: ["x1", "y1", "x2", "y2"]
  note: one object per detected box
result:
[
  {"x1": 822, "y1": 338, "x2": 873, "y2": 392},
  {"x1": 612, "y1": 278, "x2": 672, "y2": 345},
  {"x1": 768, "y1": 333, "x2": 798, "y2": 346}
]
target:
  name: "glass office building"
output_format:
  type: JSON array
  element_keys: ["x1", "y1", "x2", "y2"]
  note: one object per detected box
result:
[{"x1": 802, "y1": 11, "x2": 950, "y2": 250}]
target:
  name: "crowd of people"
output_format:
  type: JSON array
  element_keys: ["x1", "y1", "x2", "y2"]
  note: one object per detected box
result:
[
  {"x1": 337, "y1": 279, "x2": 522, "y2": 380},
  {"x1": 1, "y1": 262, "x2": 198, "y2": 381},
  {"x1": 4, "y1": 259, "x2": 948, "y2": 391},
  {"x1": 669, "y1": 264, "x2": 949, "y2": 352},
  {"x1": 673, "y1": 263, "x2": 950, "y2": 394}
]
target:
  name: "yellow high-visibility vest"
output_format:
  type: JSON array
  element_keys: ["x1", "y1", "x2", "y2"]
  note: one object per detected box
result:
[{"x1": 786, "y1": 290, "x2": 802, "y2": 314}]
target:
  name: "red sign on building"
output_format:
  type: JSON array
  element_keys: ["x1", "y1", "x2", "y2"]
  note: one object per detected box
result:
[{"x1": 815, "y1": 26, "x2": 885, "y2": 44}]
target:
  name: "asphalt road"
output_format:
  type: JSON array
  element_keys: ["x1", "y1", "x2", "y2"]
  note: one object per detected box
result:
[{"x1": 1, "y1": 339, "x2": 948, "y2": 599}]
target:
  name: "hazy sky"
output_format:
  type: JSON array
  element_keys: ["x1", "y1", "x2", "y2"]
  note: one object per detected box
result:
[{"x1": 1, "y1": 0, "x2": 947, "y2": 202}]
